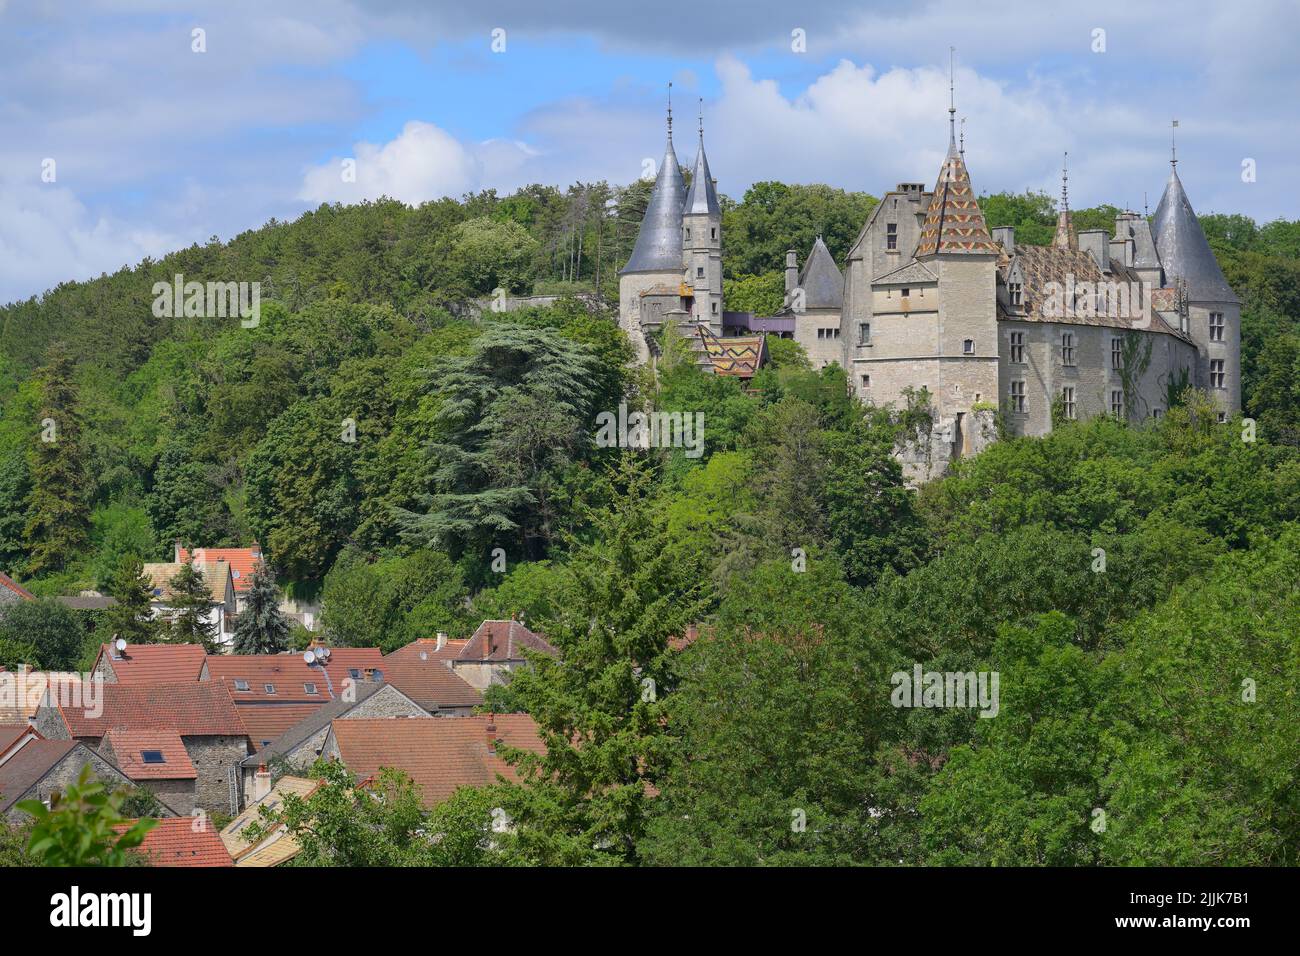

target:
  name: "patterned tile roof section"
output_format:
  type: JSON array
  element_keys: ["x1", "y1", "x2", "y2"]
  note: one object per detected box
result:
[{"x1": 914, "y1": 148, "x2": 999, "y2": 257}]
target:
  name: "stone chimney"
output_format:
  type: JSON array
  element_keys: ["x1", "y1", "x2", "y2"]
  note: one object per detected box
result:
[
  {"x1": 253, "y1": 764, "x2": 272, "y2": 803},
  {"x1": 992, "y1": 226, "x2": 1015, "y2": 255},
  {"x1": 784, "y1": 250, "x2": 798, "y2": 296},
  {"x1": 485, "y1": 714, "x2": 498, "y2": 755},
  {"x1": 1078, "y1": 229, "x2": 1110, "y2": 273},
  {"x1": 435, "y1": 631, "x2": 447, "y2": 651},
  {"x1": 173, "y1": 540, "x2": 184, "y2": 562}
]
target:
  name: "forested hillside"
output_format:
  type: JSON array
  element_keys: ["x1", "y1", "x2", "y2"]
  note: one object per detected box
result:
[{"x1": 2, "y1": 177, "x2": 1299, "y2": 865}]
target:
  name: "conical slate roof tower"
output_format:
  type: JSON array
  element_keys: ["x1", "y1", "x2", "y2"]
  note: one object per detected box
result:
[
  {"x1": 1152, "y1": 166, "x2": 1238, "y2": 303},
  {"x1": 621, "y1": 113, "x2": 687, "y2": 275}
]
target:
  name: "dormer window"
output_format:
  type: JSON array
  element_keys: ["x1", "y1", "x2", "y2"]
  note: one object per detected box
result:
[
  {"x1": 887, "y1": 223, "x2": 898, "y2": 250},
  {"x1": 264, "y1": 683, "x2": 276, "y2": 694},
  {"x1": 1009, "y1": 282, "x2": 1022, "y2": 306}
]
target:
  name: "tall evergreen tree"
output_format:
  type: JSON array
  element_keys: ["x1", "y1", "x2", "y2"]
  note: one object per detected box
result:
[
  {"x1": 166, "y1": 560, "x2": 220, "y2": 652},
  {"x1": 231, "y1": 561, "x2": 290, "y2": 655},
  {"x1": 103, "y1": 554, "x2": 160, "y2": 645},
  {"x1": 22, "y1": 344, "x2": 91, "y2": 576}
]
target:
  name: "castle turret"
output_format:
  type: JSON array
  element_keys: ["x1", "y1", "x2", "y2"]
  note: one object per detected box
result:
[
  {"x1": 1152, "y1": 160, "x2": 1241, "y2": 415},
  {"x1": 682, "y1": 102, "x2": 723, "y2": 333},
  {"x1": 618, "y1": 95, "x2": 690, "y2": 362}
]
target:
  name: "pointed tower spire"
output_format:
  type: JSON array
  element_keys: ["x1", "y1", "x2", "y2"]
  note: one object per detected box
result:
[
  {"x1": 916, "y1": 97, "x2": 997, "y2": 257},
  {"x1": 1052, "y1": 150, "x2": 1077, "y2": 251},
  {"x1": 619, "y1": 86, "x2": 688, "y2": 275},
  {"x1": 684, "y1": 98, "x2": 720, "y2": 216}
]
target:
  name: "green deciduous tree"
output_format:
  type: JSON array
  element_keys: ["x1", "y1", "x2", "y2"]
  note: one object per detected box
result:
[{"x1": 19, "y1": 765, "x2": 156, "y2": 867}]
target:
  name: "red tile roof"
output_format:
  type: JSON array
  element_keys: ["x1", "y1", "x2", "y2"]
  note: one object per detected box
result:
[
  {"x1": 176, "y1": 547, "x2": 262, "y2": 592},
  {"x1": 102, "y1": 728, "x2": 197, "y2": 780},
  {"x1": 96, "y1": 643, "x2": 207, "y2": 684},
  {"x1": 460, "y1": 621, "x2": 557, "y2": 662},
  {"x1": 207, "y1": 648, "x2": 384, "y2": 703},
  {"x1": 380, "y1": 658, "x2": 483, "y2": 712},
  {"x1": 116, "y1": 817, "x2": 234, "y2": 867},
  {"x1": 55, "y1": 681, "x2": 248, "y2": 740},
  {"x1": 328, "y1": 714, "x2": 543, "y2": 807},
  {"x1": 238, "y1": 704, "x2": 325, "y2": 749}
]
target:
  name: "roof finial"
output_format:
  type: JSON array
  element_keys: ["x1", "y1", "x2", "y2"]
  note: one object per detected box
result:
[
  {"x1": 959, "y1": 117, "x2": 966, "y2": 157},
  {"x1": 948, "y1": 47, "x2": 957, "y2": 152},
  {"x1": 667, "y1": 82, "x2": 673, "y2": 140},
  {"x1": 698, "y1": 97, "x2": 704, "y2": 140},
  {"x1": 1061, "y1": 150, "x2": 1069, "y2": 212},
  {"x1": 1170, "y1": 118, "x2": 1179, "y2": 168},
  {"x1": 1144, "y1": 191, "x2": 1149, "y2": 217}
]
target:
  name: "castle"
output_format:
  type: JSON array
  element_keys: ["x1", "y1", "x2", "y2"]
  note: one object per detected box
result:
[{"x1": 619, "y1": 96, "x2": 1241, "y2": 480}]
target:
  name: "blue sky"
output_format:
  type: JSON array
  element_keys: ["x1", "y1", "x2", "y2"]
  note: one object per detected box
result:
[{"x1": 1, "y1": 0, "x2": 1296, "y2": 304}]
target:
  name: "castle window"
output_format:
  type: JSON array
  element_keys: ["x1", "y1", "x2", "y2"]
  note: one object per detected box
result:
[
  {"x1": 1210, "y1": 312, "x2": 1225, "y2": 342},
  {"x1": 696, "y1": 267, "x2": 704, "y2": 279},
  {"x1": 887, "y1": 223, "x2": 898, "y2": 250},
  {"x1": 1062, "y1": 386, "x2": 1077, "y2": 420},
  {"x1": 1152, "y1": 408, "x2": 1164, "y2": 420},
  {"x1": 1111, "y1": 337, "x2": 1123, "y2": 369},
  {"x1": 1111, "y1": 389, "x2": 1124, "y2": 417},
  {"x1": 685, "y1": 227, "x2": 691, "y2": 241},
  {"x1": 711, "y1": 227, "x2": 717, "y2": 240},
  {"x1": 1217, "y1": 411, "x2": 1227, "y2": 423},
  {"x1": 963, "y1": 339, "x2": 974, "y2": 354},
  {"x1": 901, "y1": 288, "x2": 910, "y2": 297},
  {"x1": 1009, "y1": 282, "x2": 1022, "y2": 306},
  {"x1": 861, "y1": 374, "x2": 871, "y2": 388},
  {"x1": 1061, "y1": 332, "x2": 1076, "y2": 367},
  {"x1": 712, "y1": 302, "x2": 718, "y2": 314},
  {"x1": 1009, "y1": 331, "x2": 1025, "y2": 364},
  {"x1": 859, "y1": 323, "x2": 871, "y2": 345},
  {"x1": 1210, "y1": 359, "x2": 1226, "y2": 389},
  {"x1": 1010, "y1": 380, "x2": 1027, "y2": 413}
]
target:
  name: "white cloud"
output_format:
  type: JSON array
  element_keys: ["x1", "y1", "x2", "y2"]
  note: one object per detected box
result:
[
  {"x1": 298, "y1": 121, "x2": 540, "y2": 205},
  {"x1": 0, "y1": 179, "x2": 179, "y2": 304}
]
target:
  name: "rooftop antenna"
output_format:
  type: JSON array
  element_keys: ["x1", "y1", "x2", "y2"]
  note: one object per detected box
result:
[
  {"x1": 948, "y1": 47, "x2": 957, "y2": 152},
  {"x1": 1170, "y1": 118, "x2": 1179, "y2": 168}
]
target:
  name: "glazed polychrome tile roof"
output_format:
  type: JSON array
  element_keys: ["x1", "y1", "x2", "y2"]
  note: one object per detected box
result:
[
  {"x1": 914, "y1": 147, "x2": 999, "y2": 257},
  {"x1": 691, "y1": 327, "x2": 767, "y2": 378}
]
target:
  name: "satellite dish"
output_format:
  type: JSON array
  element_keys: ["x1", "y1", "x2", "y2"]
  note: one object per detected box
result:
[
  {"x1": 115, "y1": 638, "x2": 127, "y2": 652},
  {"x1": 303, "y1": 651, "x2": 316, "y2": 665},
  {"x1": 321, "y1": 647, "x2": 331, "y2": 659}
]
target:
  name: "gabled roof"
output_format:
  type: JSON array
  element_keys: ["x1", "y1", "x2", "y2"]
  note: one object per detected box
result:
[
  {"x1": 0, "y1": 724, "x2": 39, "y2": 765},
  {"x1": 796, "y1": 237, "x2": 844, "y2": 310},
  {"x1": 914, "y1": 143, "x2": 999, "y2": 257},
  {"x1": 1152, "y1": 167, "x2": 1239, "y2": 304},
  {"x1": 102, "y1": 728, "x2": 197, "y2": 780},
  {"x1": 96, "y1": 643, "x2": 207, "y2": 684},
  {"x1": 621, "y1": 127, "x2": 687, "y2": 275},
  {"x1": 177, "y1": 546, "x2": 263, "y2": 592},
  {"x1": 0, "y1": 740, "x2": 124, "y2": 812},
  {"x1": 116, "y1": 818, "x2": 234, "y2": 867},
  {"x1": 460, "y1": 620, "x2": 558, "y2": 662},
  {"x1": 239, "y1": 680, "x2": 413, "y2": 768},
  {"x1": 326, "y1": 714, "x2": 544, "y2": 808},
  {"x1": 54, "y1": 681, "x2": 248, "y2": 739},
  {"x1": 873, "y1": 260, "x2": 938, "y2": 286},
  {"x1": 140, "y1": 561, "x2": 231, "y2": 606},
  {"x1": 683, "y1": 133, "x2": 721, "y2": 216},
  {"x1": 381, "y1": 657, "x2": 483, "y2": 712}
]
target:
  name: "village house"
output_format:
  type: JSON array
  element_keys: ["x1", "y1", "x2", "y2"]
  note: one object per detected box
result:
[
  {"x1": 319, "y1": 713, "x2": 544, "y2": 808},
  {"x1": 236, "y1": 680, "x2": 428, "y2": 802},
  {"x1": 427, "y1": 619, "x2": 559, "y2": 692},
  {"x1": 31, "y1": 681, "x2": 251, "y2": 816},
  {"x1": 0, "y1": 739, "x2": 134, "y2": 821},
  {"x1": 140, "y1": 559, "x2": 237, "y2": 646},
  {"x1": 220, "y1": 775, "x2": 322, "y2": 867},
  {"x1": 99, "y1": 728, "x2": 199, "y2": 816},
  {"x1": 176, "y1": 544, "x2": 322, "y2": 630}
]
